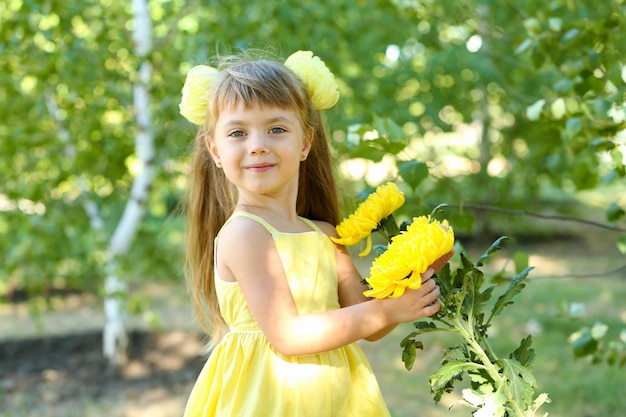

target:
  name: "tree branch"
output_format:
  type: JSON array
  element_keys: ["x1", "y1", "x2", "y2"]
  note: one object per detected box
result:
[
  {"x1": 45, "y1": 90, "x2": 106, "y2": 236},
  {"x1": 429, "y1": 202, "x2": 625, "y2": 280},
  {"x1": 439, "y1": 202, "x2": 626, "y2": 233},
  {"x1": 529, "y1": 263, "x2": 626, "y2": 280}
]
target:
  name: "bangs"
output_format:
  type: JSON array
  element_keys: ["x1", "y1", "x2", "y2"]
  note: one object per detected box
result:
[{"x1": 208, "y1": 60, "x2": 309, "y2": 131}]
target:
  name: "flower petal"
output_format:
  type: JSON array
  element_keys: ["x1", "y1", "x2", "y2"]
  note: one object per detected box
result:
[
  {"x1": 284, "y1": 50, "x2": 340, "y2": 110},
  {"x1": 332, "y1": 182, "x2": 405, "y2": 248},
  {"x1": 363, "y1": 215, "x2": 454, "y2": 299},
  {"x1": 179, "y1": 65, "x2": 219, "y2": 125}
]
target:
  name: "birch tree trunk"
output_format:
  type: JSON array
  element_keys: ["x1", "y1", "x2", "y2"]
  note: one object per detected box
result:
[{"x1": 103, "y1": 0, "x2": 155, "y2": 366}]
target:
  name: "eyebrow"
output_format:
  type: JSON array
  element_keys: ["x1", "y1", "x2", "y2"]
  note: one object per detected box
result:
[{"x1": 221, "y1": 116, "x2": 295, "y2": 128}]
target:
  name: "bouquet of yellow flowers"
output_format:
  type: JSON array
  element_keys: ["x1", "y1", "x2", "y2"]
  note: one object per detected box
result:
[
  {"x1": 335, "y1": 182, "x2": 550, "y2": 417},
  {"x1": 333, "y1": 182, "x2": 454, "y2": 298}
]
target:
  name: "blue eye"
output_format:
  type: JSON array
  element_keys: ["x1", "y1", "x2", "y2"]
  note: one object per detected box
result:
[
  {"x1": 269, "y1": 127, "x2": 286, "y2": 134},
  {"x1": 229, "y1": 130, "x2": 245, "y2": 137}
]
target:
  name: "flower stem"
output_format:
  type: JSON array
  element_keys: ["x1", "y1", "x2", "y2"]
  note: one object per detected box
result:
[
  {"x1": 431, "y1": 315, "x2": 455, "y2": 330},
  {"x1": 452, "y1": 316, "x2": 527, "y2": 417}
]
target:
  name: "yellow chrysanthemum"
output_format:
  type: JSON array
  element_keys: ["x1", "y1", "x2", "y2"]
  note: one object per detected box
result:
[
  {"x1": 331, "y1": 183, "x2": 405, "y2": 255},
  {"x1": 364, "y1": 216, "x2": 454, "y2": 299},
  {"x1": 284, "y1": 50, "x2": 340, "y2": 110},
  {"x1": 179, "y1": 65, "x2": 219, "y2": 125}
]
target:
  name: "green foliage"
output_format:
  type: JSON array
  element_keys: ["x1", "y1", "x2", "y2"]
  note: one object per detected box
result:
[
  {"x1": 0, "y1": 0, "x2": 189, "y2": 299},
  {"x1": 401, "y1": 239, "x2": 547, "y2": 416},
  {"x1": 606, "y1": 202, "x2": 626, "y2": 223},
  {"x1": 562, "y1": 301, "x2": 626, "y2": 367},
  {"x1": 329, "y1": 0, "x2": 625, "y2": 222},
  {"x1": 1, "y1": 0, "x2": 624, "y2": 326}
]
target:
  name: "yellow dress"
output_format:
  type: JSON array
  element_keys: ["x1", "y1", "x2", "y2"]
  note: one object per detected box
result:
[{"x1": 183, "y1": 211, "x2": 391, "y2": 417}]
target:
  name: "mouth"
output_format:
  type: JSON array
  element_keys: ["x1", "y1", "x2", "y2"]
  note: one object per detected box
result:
[{"x1": 245, "y1": 163, "x2": 275, "y2": 172}]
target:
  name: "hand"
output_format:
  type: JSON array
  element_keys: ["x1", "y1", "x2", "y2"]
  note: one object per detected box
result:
[
  {"x1": 429, "y1": 248, "x2": 455, "y2": 273},
  {"x1": 380, "y1": 269, "x2": 441, "y2": 324}
]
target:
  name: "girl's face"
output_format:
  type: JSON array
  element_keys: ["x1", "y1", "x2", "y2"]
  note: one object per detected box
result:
[{"x1": 208, "y1": 103, "x2": 312, "y2": 198}]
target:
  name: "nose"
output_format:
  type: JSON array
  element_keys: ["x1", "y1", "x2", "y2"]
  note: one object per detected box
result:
[{"x1": 248, "y1": 132, "x2": 269, "y2": 155}]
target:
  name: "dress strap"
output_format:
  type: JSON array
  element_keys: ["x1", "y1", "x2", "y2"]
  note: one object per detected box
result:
[
  {"x1": 224, "y1": 211, "x2": 322, "y2": 234},
  {"x1": 300, "y1": 217, "x2": 323, "y2": 234},
  {"x1": 225, "y1": 211, "x2": 279, "y2": 234}
]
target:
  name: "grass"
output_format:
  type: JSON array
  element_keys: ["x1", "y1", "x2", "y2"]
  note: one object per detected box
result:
[
  {"x1": 364, "y1": 288, "x2": 626, "y2": 417},
  {"x1": 1, "y1": 220, "x2": 625, "y2": 417},
  {"x1": 495, "y1": 279, "x2": 626, "y2": 417},
  {"x1": 360, "y1": 229, "x2": 626, "y2": 417}
]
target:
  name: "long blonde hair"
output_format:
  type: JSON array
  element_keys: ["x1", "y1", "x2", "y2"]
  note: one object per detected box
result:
[{"x1": 184, "y1": 52, "x2": 340, "y2": 345}]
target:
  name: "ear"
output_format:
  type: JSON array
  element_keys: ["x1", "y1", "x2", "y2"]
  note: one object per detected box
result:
[
  {"x1": 301, "y1": 127, "x2": 314, "y2": 161},
  {"x1": 205, "y1": 137, "x2": 222, "y2": 167}
]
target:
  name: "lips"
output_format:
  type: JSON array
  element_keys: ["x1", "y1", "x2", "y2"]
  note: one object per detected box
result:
[{"x1": 245, "y1": 163, "x2": 275, "y2": 172}]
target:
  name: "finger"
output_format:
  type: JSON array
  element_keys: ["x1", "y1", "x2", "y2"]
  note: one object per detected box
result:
[
  {"x1": 419, "y1": 277, "x2": 436, "y2": 293},
  {"x1": 427, "y1": 284, "x2": 441, "y2": 300},
  {"x1": 429, "y1": 249, "x2": 454, "y2": 272},
  {"x1": 418, "y1": 286, "x2": 441, "y2": 312},
  {"x1": 422, "y1": 280, "x2": 439, "y2": 297},
  {"x1": 421, "y1": 268, "x2": 435, "y2": 284},
  {"x1": 422, "y1": 299, "x2": 441, "y2": 316}
]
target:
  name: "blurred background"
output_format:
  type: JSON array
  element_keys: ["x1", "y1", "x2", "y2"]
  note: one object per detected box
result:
[{"x1": 1, "y1": 0, "x2": 625, "y2": 416}]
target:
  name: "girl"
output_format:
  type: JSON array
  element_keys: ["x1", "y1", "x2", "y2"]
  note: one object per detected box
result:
[{"x1": 180, "y1": 50, "x2": 451, "y2": 417}]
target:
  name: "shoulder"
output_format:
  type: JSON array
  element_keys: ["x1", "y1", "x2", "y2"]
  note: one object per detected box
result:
[
  {"x1": 218, "y1": 215, "x2": 274, "y2": 251},
  {"x1": 309, "y1": 220, "x2": 339, "y2": 238},
  {"x1": 216, "y1": 215, "x2": 280, "y2": 282}
]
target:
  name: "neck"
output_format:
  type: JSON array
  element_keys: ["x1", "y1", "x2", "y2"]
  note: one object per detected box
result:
[{"x1": 236, "y1": 194, "x2": 299, "y2": 223}]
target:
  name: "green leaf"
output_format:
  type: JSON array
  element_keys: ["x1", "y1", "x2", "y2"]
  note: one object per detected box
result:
[
  {"x1": 414, "y1": 321, "x2": 438, "y2": 330},
  {"x1": 398, "y1": 160, "x2": 429, "y2": 191},
  {"x1": 462, "y1": 267, "x2": 486, "y2": 320},
  {"x1": 510, "y1": 335, "x2": 536, "y2": 368},
  {"x1": 429, "y1": 360, "x2": 475, "y2": 392},
  {"x1": 372, "y1": 244, "x2": 388, "y2": 256},
  {"x1": 606, "y1": 202, "x2": 625, "y2": 223},
  {"x1": 569, "y1": 327, "x2": 599, "y2": 358},
  {"x1": 475, "y1": 236, "x2": 509, "y2": 267},
  {"x1": 372, "y1": 116, "x2": 405, "y2": 142},
  {"x1": 379, "y1": 213, "x2": 400, "y2": 238},
  {"x1": 442, "y1": 344, "x2": 469, "y2": 363},
  {"x1": 429, "y1": 203, "x2": 449, "y2": 221},
  {"x1": 478, "y1": 284, "x2": 496, "y2": 305},
  {"x1": 468, "y1": 372, "x2": 489, "y2": 385},
  {"x1": 451, "y1": 255, "x2": 473, "y2": 317},
  {"x1": 400, "y1": 333, "x2": 424, "y2": 370},
  {"x1": 561, "y1": 117, "x2": 583, "y2": 141},
  {"x1": 412, "y1": 320, "x2": 453, "y2": 336},
  {"x1": 590, "y1": 321, "x2": 609, "y2": 340},
  {"x1": 434, "y1": 263, "x2": 454, "y2": 298},
  {"x1": 562, "y1": 28, "x2": 580, "y2": 42},
  {"x1": 526, "y1": 99, "x2": 545, "y2": 121},
  {"x1": 348, "y1": 139, "x2": 396, "y2": 162},
  {"x1": 487, "y1": 266, "x2": 534, "y2": 324},
  {"x1": 568, "y1": 302, "x2": 587, "y2": 318},
  {"x1": 589, "y1": 97, "x2": 612, "y2": 120},
  {"x1": 499, "y1": 358, "x2": 536, "y2": 408},
  {"x1": 514, "y1": 38, "x2": 533, "y2": 55},
  {"x1": 589, "y1": 137, "x2": 616, "y2": 152}
]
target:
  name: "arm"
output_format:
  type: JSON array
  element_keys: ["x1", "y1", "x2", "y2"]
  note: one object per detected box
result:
[
  {"x1": 324, "y1": 222, "x2": 398, "y2": 341},
  {"x1": 217, "y1": 218, "x2": 440, "y2": 356},
  {"x1": 320, "y1": 221, "x2": 455, "y2": 342}
]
